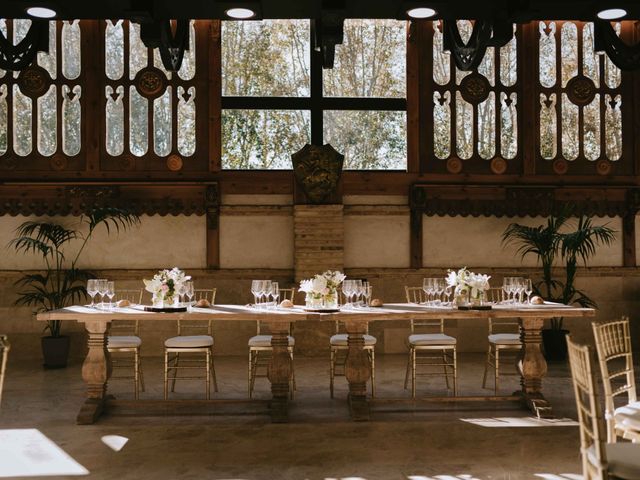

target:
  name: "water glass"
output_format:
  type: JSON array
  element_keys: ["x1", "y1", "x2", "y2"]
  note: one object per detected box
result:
[
  {"x1": 97, "y1": 279, "x2": 109, "y2": 308},
  {"x1": 271, "y1": 282, "x2": 280, "y2": 308},
  {"x1": 106, "y1": 281, "x2": 115, "y2": 310},
  {"x1": 251, "y1": 280, "x2": 263, "y2": 307},
  {"x1": 363, "y1": 284, "x2": 373, "y2": 307},
  {"x1": 353, "y1": 279, "x2": 363, "y2": 307},
  {"x1": 342, "y1": 280, "x2": 354, "y2": 308},
  {"x1": 524, "y1": 278, "x2": 533, "y2": 304},
  {"x1": 87, "y1": 279, "x2": 98, "y2": 307}
]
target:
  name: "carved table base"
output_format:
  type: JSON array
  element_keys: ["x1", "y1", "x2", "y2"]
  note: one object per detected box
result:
[
  {"x1": 516, "y1": 317, "x2": 554, "y2": 418},
  {"x1": 267, "y1": 322, "x2": 293, "y2": 423},
  {"x1": 344, "y1": 320, "x2": 372, "y2": 421},
  {"x1": 77, "y1": 320, "x2": 112, "y2": 424}
]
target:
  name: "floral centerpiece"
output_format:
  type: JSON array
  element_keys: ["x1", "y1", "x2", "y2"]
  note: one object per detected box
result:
[
  {"x1": 144, "y1": 267, "x2": 191, "y2": 307},
  {"x1": 299, "y1": 270, "x2": 346, "y2": 309},
  {"x1": 446, "y1": 267, "x2": 491, "y2": 306}
]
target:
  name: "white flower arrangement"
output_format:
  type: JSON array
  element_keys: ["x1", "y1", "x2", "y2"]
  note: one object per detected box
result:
[
  {"x1": 446, "y1": 267, "x2": 491, "y2": 300},
  {"x1": 143, "y1": 267, "x2": 190, "y2": 305},
  {"x1": 299, "y1": 270, "x2": 346, "y2": 305}
]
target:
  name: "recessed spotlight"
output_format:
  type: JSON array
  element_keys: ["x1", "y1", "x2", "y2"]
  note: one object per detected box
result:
[
  {"x1": 597, "y1": 8, "x2": 627, "y2": 20},
  {"x1": 26, "y1": 6, "x2": 57, "y2": 18},
  {"x1": 406, "y1": 7, "x2": 437, "y2": 19},
  {"x1": 225, "y1": 7, "x2": 256, "y2": 19}
]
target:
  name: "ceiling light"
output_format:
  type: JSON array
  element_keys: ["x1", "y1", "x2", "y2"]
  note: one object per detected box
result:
[
  {"x1": 406, "y1": 7, "x2": 437, "y2": 19},
  {"x1": 225, "y1": 7, "x2": 256, "y2": 19},
  {"x1": 596, "y1": 8, "x2": 627, "y2": 20},
  {"x1": 26, "y1": 6, "x2": 57, "y2": 18}
]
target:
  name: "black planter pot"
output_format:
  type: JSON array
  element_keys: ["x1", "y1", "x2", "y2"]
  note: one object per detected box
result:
[
  {"x1": 42, "y1": 335, "x2": 70, "y2": 368},
  {"x1": 541, "y1": 328, "x2": 569, "y2": 362}
]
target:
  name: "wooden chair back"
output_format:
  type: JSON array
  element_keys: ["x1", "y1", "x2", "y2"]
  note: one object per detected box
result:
[
  {"x1": 404, "y1": 286, "x2": 444, "y2": 334},
  {"x1": 592, "y1": 317, "x2": 636, "y2": 441},
  {"x1": 0, "y1": 335, "x2": 9, "y2": 408},
  {"x1": 567, "y1": 335, "x2": 609, "y2": 480},
  {"x1": 177, "y1": 288, "x2": 217, "y2": 336},
  {"x1": 111, "y1": 289, "x2": 144, "y2": 336},
  {"x1": 256, "y1": 288, "x2": 295, "y2": 336}
]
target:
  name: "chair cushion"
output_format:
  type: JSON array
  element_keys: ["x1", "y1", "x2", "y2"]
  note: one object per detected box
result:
[
  {"x1": 248, "y1": 335, "x2": 295, "y2": 348},
  {"x1": 330, "y1": 334, "x2": 377, "y2": 347},
  {"x1": 108, "y1": 335, "x2": 141, "y2": 349},
  {"x1": 164, "y1": 335, "x2": 213, "y2": 348},
  {"x1": 586, "y1": 442, "x2": 640, "y2": 479},
  {"x1": 614, "y1": 401, "x2": 640, "y2": 433},
  {"x1": 409, "y1": 333, "x2": 456, "y2": 346},
  {"x1": 488, "y1": 333, "x2": 521, "y2": 345}
]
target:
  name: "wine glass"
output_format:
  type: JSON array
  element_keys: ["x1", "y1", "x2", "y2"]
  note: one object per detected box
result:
[
  {"x1": 524, "y1": 278, "x2": 533, "y2": 304},
  {"x1": 342, "y1": 280, "x2": 353, "y2": 308},
  {"x1": 87, "y1": 279, "x2": 98, "y2": 307},
  {"x1": 271, "y1": 282, "x2": 279, "y2": 308},
  {"x1": 363, "y1": 284, "x2": 372, "y2": 307},
  {"x1": 353, "y1": 280, "x2": 363, "y2": 307},
  {"x1": 422, "y1": 278, "x2": 431, "y2": 305},
  {"x1": 251, "y1": 280, "x2": 262, "y2": 307},
  {"x1": 262, "y1": 280, "x2": 273, "y2": 309},
  {"x1": 106, "y1": 281, "x2": 115, "y2": 310},
  {"x1": 185, "y1": 281, "x2": 194, "y2": 306},
  {"x1": 97, "y1": 279, "x2": 109, "y2": 309},
  {"x1": 502, "y1": 277, "x2": 512, "y2": 304},
  {"x1": 435, "y1": 278, "x2": 446, "y2": 305},
  {"x1": 177, "y1": 282, "x2": 187, "y2": 306}
]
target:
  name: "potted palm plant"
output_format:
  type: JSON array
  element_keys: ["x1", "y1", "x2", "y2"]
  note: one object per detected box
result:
[
  {"x1": 10, "y1": 208, "x2": 139, "y2": 368},
  {"x1": 502, "y1": 209, "x2": 615, "y2": 361}
]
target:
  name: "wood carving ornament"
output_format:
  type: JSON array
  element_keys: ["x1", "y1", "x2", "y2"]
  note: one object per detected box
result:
[{"x1": 291, "y1": 144, "x2": 344, "y2": 203}]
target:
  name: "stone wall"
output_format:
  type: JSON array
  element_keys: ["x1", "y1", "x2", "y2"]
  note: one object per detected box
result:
[{"x1": 0, "y1": 194, "x2": 636, "y2": 362}]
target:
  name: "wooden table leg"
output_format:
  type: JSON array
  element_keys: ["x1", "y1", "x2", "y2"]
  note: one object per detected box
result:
[
  {"x1": 77, "y1": 320, "x2": 112, "y2": 425},
  {"x1": 517, "y1": 317, "x2": 553, "y2": 418},
  {"x1": 344, "y1": 320, "x2": 371, "y2": 421},
  {"x1": 267, "y1": 322, "x2": 292, "y2": 423}
]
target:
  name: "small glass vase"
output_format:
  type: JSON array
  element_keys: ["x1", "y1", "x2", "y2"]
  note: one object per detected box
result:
[
  {"x1": 471, "y1": 290, "x2": 485, "y2": 307},
  {"x1": 454, "y1": 289, "x2": 470, "y2": 307},
  {"x1": 305, "y1": 294, "x2": 323, "y2": 309},
  {"x1": 323, "y1": 290, "x2": 338, "y2": 309},
  {"x1": 152, "y1": 294, "x2": 175, "y2": 308}
]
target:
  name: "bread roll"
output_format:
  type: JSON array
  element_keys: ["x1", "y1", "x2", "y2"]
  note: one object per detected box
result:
[
  {"x1": 280, "y1": 299, "x2": 294, "y2": 308},
  {"x1": 116, "y1": 299, "x2": 131, "y2": 307},
  {"x1": 530, "y1": 296, "x2": 545, "y2": 305},
  {"x1": 370, "y1": 298, "x2": 383, "y2": 307},
  {"x1": 195, "y1": 298, "x2": 211, "y2": 308}
]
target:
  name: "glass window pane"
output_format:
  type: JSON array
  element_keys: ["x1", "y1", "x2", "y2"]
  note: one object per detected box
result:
[
  {"x1": 222, "y1": 20, "x2": 310, "y2": 97},
  {"x1": 323, "y1": 110, "x2": 406, "y2": 170},
  {"x1": 177, "y1": 86, "x2": 196, "y2": 157},
  {"x1": 324, "y1": 19, "x2": 406, "y2": 98},
  {"x1": 106, "y1": 86, "x2": 124, "y2": 156},
  {"x1": 222, "y1": 109, "x2": 310, "y2": 169},
  {"x1": 37, "y1": 85, "x2": 56, "y2": 156},
  {"x1": 539, "y1": 22, "x2": 556, "y2": 88},
  {"x1": 62, "y1": 85, "x2": 81, "y2": 156},
  {"x1": 105, "y1": 20, "x2": 124, "y2": 81},
  {"x1": 62, "y1": 20, "x2": 81, "y2": 80}
]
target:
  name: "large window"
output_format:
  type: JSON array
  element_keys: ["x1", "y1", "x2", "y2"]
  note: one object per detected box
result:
[{"x1": 221, "y1": 19, "x2": 407, "y2": 170}]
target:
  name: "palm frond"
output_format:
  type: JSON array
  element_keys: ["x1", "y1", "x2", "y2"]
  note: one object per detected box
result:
[
  {"x1": 13, "y1": 221, "x2": 76, "y2": 249},
  {"x1": 83, "y1": 207, "x2": 140, "y2": 235},
  {"x1": 9, "y1": 236, "x2": 53, "y2": 258}
]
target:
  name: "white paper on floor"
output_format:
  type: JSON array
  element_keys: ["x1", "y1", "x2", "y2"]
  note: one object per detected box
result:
[
  {"x1": 460, "y1": 417, "x2": 578, "y2": 427},
  {"x1": 101, "y1": 435, "x2": 128, "y2": 452},
  {"x1": 0, "y1": 429, "x2": 89, "y2": 477}
]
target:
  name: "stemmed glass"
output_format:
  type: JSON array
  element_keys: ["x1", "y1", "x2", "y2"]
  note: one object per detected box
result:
[
  {"x1": 185, "y1": 281, "x2": 194, "y2": 308},
  {"x1": 251, "y1": 280, "x2": 263, "y2": 308},
  {"x1": 271, "y1": 282, "x2": 280, "y2": 309},
  {"x1": 342, "y1": 280, "x2": 353, "y2": 308},
  {"x1": 502, "y1": 277, "x2": 513, "y2": 304},
  {"x1": 262, "y1": 280, "x2": 273, "y2": 309},
  {"x1": 106, "y1": 281, "x2": 115, "y2": 310},
  {"x1": 87, "y1": 279, "x2": 98, "y2": 308},
  {"x1": 177, "y1": 283, "x2": 187, "y2": 306},
  {"x1": 353, "y1": 280, "x2": 363, "y2": 307},
  {"x1": 97, "y1": 279, "x2": 109, "y2": 309},
  {"x1": 362, "y1": 283, "x2": 372, "y2": 307},
  {"x1": 524, "y1": 278, "x2": 533, "y2": 304},
  {"x1": 422, "y1": 278, "x2": 431, "y2": 305},
  {"x1": 435, "y1": 279, "x2": 446, "y2": 305}
]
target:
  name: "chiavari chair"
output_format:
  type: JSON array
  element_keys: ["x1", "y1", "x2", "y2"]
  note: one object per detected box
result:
[
  {"x1": 108, "y1": 289, "x2": 145, "y2": 399},
  {"x1": 592, "y1": 317, "x2": 640, "y2": 443},
  {"x1": 0, "y1": 335, "x2": 9, "y2": 408},
  {"x1": 404, "y1": 286, "x2": 457, "y2": 398},
  {"x1": 164, "y1": 288, "x2": 218, "y2": 399},
  {"x1": 482, "y1": 287, "x2": 522, "y2": 394},
  {"x1": 567, "y1": 335, "x2": 640, "y2": 479},
  {"x1": 248, "y1": 288, "x2": 296, "y2": 399}
]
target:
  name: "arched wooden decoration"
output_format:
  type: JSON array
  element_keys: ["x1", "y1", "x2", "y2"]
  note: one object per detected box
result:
[
  {"x1": 140, "y1": 20, "x2": 190, "y2": 72},
  {"x1": 442, "y1": 19, "x2": 513, "y2": 71},
  {"x1": 594, "y1": 20, "x2": 640, "y2": 71},
  {"x1": 0, "y1": 20, "x2": 49, "y2": 71}
]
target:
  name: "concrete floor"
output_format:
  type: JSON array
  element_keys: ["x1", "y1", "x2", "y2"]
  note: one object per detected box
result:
[{"x1": 0, "y1": 353, "x2": 585, "y2": 480}]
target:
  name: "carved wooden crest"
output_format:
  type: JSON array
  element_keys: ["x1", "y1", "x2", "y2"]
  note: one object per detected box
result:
[{"x1": 292, "y1": 144, "x2": 344, "y2": 204}]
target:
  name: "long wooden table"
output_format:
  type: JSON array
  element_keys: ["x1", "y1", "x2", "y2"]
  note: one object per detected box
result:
[{"x1": 38, "y1": 303, "x2": 594, "y2": 424}]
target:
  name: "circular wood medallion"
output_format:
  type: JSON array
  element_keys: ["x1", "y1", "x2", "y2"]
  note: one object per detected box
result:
[
  {"x1": 167, "y1": 154, "x2": 183, "y2": 171},
  {"x1": 552, "y1": 159, "x2": 569, "y2": 175},
  {"x1": 17, "y1": 65, "x2": 52, "y2": 98},
  {"x1": 50, "y1": 154, "x2": 67, "y2": 171},
  {"x1": 446, "y1": 157, "x2": 463, "y2": 174},
  {"x1": 596, "y1": 159, "x2": 612, "y2": 176},
  {"x1": 459, "y1": 72, "x2": 491, "y2": 105},
  {"x1": 118, "y1": 155, "x2": 135, "y2": 171},
  {"x1": 134, "y1": 67, "x2": 168, "y2": 99},
  {"x1": 566, "y1": 75, "x2": 596, "y2": 107},
  {"x1": 490, "y1": 157, "x2": 507, "y2": 175}
]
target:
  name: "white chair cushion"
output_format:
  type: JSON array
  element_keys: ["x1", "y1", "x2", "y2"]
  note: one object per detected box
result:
[
  {"x1": 108, "y1": 335, "x2": 141, "y2": 349},
  {"x1": 614, "y1": 401, "x2": 640, "y2": 433},
  {"x1": 164, "y1": 335, "x2": 213, "y2": 348},
  {"x1": 330, "y1": 334, "x2": 377, "y2": 347},
  {"x1": 587, "y1": 443, "x2": 640, "y2": 479},
  {"x1": 248, "y1": 335, "x2": 295, "y2": 348},
  {"x1": 409, "y1": 333, "x2": 456, "y2": 346},
  {"x1": 488, "y1": 333, "x2": 521, "y2": 345}
]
